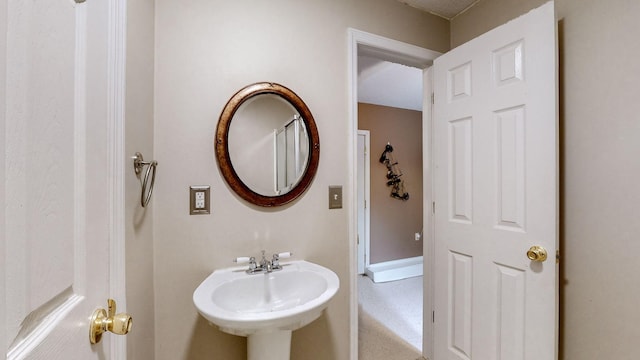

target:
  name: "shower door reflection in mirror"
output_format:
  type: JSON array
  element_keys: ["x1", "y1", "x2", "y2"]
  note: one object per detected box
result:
[{"x1": 275, "y1": 115, "x2": 309, "y2": 195}]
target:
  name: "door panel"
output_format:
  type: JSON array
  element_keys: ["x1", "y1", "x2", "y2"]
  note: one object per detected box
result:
[
  {"x1": 433, "y1": 2, "x2": 557, "y2": 360},
  {"x1": 3, "y1": 1, "x2": 117, "y2": 358}
]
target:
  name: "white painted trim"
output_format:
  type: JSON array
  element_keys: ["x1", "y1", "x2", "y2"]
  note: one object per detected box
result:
[
  {"x1": 347, "y1": 28, "x2": 440, "y2": 360},
  {"x1": 365, "y1": 256, "x2": 423, "y2": 283},
  {"x1": 350, "y1": 28, "x2": 441, "y2": 68},
  {"x1": 422, "y1": 67, "x2": 434, "y2": 360},
  {"x1": 107, "y1": 0, "x2": 127, "y2": 359},
  {"x1": 357, "y1": 130, "x2": 371, "y2": 274},
  {"x1": 347, "y1": 29, "x2": 359, "y2": 360}
]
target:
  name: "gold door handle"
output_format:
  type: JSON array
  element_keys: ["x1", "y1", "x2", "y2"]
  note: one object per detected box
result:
[
  {"x1": 90, "y1": 299, "x2": 133, "y2": 344},
  {"x1": 527, "y1": 245, "x2": 548, "y2": 262}
]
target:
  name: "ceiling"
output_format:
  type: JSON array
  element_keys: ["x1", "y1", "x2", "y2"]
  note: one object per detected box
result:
[
  {"x1": 358, "y1": 55, "x2": 424, "y2": 111},
  {"x1": 396, "y1": 0, "x2": 479, "y2": 19},
  {"x1": 357, "y1": 0, "x2": 479, "y2": 111}
]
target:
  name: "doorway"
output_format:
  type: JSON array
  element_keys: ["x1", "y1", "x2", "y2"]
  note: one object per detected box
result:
[
  {"x1": 350, "y1": 4, "x2": 559, "y2": 360},
  {"x1": 348, "y1": 28, "x2": 440, "y2": 360}
]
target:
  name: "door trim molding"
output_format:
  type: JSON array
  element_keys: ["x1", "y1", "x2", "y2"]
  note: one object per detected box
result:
[
  {"x1": 107, "y1": 0, "x2": 127, "y2": 359},
  {"x1": 357, "y1": 130, "x2": 371, "y2": 274},
  {"x1": 347, "y1": 28, "x2": 440, "y2": 360}
]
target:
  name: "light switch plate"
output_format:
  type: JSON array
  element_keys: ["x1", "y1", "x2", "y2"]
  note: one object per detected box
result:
[
  {"x1": 190, "y1": 186, "x2": 210, "y2": 215},
  {"x1": 329, "y1": 186, "x2": 342, "y2": 209}
]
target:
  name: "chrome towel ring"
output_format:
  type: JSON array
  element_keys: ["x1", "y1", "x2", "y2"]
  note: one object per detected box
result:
[{"x1": 132, "y1": 152, "x2": 158, "y2": 207}]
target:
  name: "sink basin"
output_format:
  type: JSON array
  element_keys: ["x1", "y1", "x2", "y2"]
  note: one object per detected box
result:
[{"x1": 193, "y1": 260, "x2": 339, "y2": 360}]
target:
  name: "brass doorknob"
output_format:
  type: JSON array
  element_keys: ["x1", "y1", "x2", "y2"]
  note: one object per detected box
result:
[
  {"x1": 527, "y1": 245, "x2": 548, "y2": 262},
  {"x1": 90, "y1": 299, "x2": 133, "y2": 344}
]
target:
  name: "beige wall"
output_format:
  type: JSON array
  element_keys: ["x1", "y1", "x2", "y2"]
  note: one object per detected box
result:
[
  {"x1": 125, "y1": 0, "x2": 155, "y2": 358},
  {"x1": 452, "y1": 0, "x2": 640, "y2": 358},
  {"x1": 358, "y1": 103, "x2": 423, "y2": 263},
  {"x1": 153, "y1": 1, "x2": 448, "y2": 359},
  {"x1": 0, "y1": 0, "x2": 6, "y2": 354}
]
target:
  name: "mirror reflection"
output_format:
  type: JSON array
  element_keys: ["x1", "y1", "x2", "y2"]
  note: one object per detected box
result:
[
  {"x1": 274, "y1": 115, "x2": 309, "y2": 194},
  {"x1": 228, "y1": 94, "x2": 309, "y2": 196}
]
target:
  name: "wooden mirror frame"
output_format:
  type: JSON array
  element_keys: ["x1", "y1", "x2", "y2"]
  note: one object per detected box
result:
[{"x1": 215, "y1": 82, "x2": 320, "y2": 207}]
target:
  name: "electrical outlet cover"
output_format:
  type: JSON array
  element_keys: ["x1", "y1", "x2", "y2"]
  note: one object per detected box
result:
[{"x1": 190, "y1": 186, "x2": 210, "y2": 215}]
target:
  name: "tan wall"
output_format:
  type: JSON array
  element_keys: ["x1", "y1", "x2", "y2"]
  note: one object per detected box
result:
[
  {"x1": 125, "y1": 0, "x2": 155, "y2": 358},
  {"x1": 452, "y1": 0, "x2": 640, "y2": 358},
  {"x1": 358, "y1": 103, "x2": 423, "y2": 263},
  {"x1": 153, "y1": 1, "x2": 449, "y2": 359}
]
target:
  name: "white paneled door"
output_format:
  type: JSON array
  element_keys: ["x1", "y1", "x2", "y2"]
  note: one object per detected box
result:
[
  {"x1": 3, "y1": 0, "x2": 126, "y2": 359},
  {"x1": 433, "y1": 2, "x2": 557, "y2": 360}
]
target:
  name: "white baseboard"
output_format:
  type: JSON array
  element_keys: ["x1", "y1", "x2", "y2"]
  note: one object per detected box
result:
[{"x1": 365, "y1": 256, "x2": 423, "y2": 283}]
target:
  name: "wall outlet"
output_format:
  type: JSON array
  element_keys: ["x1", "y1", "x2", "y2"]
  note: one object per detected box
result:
[{"x1": 190, "y1": 186, "x2": 210, "y2": 215}]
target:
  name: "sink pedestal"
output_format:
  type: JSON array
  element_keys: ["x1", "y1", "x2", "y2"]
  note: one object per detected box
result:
[{"x1": 248, "y1": 330, "x2": 292, "y2": 360}]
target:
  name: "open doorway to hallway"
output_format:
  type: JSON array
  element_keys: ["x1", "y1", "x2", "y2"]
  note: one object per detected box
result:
[
  {"x1": 356, "y1": 44, "x2": 425, "y2": 355},
  {"x1": 348, "y1": 29, "x2": 440, "y2": 359},
  {"x1": 348, "y1": 28, "x2": 440, "y2": 360}
]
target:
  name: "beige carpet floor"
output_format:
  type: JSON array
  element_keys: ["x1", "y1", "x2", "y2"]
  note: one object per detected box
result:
[
  {"x1": 358, "y1": 275, "x2": 423, "y2": 350},
  {"x1": 358, "y1": 306, "x2": 423, "y2": 360},
  {"x1": 358, "y1": 275, "x2": 424, "y2": 360}
]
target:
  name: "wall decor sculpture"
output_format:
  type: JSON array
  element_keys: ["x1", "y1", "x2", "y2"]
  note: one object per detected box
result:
[{"x1": 379, "y1": 143, "x2": 409, "y2": 201}]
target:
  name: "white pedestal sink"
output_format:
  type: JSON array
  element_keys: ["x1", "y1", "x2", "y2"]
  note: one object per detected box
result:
[{"x1": 193, "y1": 260, "x2": 340, "y2": 360}]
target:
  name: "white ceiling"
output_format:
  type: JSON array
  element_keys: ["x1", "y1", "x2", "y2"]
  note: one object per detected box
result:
[
  {"x1": 357, "y1": 0, "x2": 479, "y2": 111},
  {"x1": 396, "y1": 0, "x2": 479, "y2": 19},
  {"x1": 358, "y1": 55, "x2": 424, "y2": 111}
]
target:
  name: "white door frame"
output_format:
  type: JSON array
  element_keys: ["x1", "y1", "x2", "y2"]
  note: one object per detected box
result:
[
  {"x1": 347, "y1": 28, "x2": 440, "y2": 360},
  {"x1": 357, "y1": 130, "x2": 371, "y2": 275}
]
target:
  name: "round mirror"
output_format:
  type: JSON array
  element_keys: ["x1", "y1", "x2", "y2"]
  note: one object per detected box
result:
[{"x1": 215, "y1": 82, "x2": 320, "y2": 207}]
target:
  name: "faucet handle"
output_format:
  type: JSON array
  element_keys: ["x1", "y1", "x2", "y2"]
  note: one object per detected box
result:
[
  {"x1": 233, "y1": 257, "x2": 252, "y2": 264},
  {"x1": 271, "y1": 252, "x2": 292, "y2": 268},
  {"x1": 235, "y1": 256, "x2": 257, "y2": 272}
]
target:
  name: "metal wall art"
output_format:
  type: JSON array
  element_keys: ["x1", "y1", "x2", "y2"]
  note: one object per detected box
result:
[{"x1": 379, "y1": 143, "x2": 409, "y2": 201}]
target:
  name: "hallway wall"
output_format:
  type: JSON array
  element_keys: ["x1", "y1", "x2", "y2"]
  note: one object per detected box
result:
[
  {"x1": 451, "y1": 0, "x2": 640, "y2": 358},
  {"x1": 358, "y1": 103, "x2": 423, "y2": 264}
]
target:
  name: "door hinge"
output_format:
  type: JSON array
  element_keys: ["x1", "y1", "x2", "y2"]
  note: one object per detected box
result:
[
  {"x1": 432, "y1": 311, "x2": 435, "y2": 323},
  {"x1": 432, "y1": 201, "x2": 435, "y2": 214},
  {"x1": 364, "y1": 200, "x2": 367, "y2": 209},
  {"x1": 556, "y1": 249, "x2": 560, "y2": 264},
  {"x1": 431, "y1": 93, "x2": 434, "y2": 104}
]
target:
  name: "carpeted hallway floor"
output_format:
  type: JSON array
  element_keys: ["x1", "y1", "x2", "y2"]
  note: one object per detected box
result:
[{"x1": 358, "y1": 275, "x2": 424, "y2": 360}]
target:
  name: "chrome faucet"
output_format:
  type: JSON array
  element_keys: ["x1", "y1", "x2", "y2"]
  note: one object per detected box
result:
[
  {"x1": 259, "y1": 251, "x2": 272, "y2": 273},
  {"x1": 234, "y1": 251, "x2": 292, "y2": 274}
]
